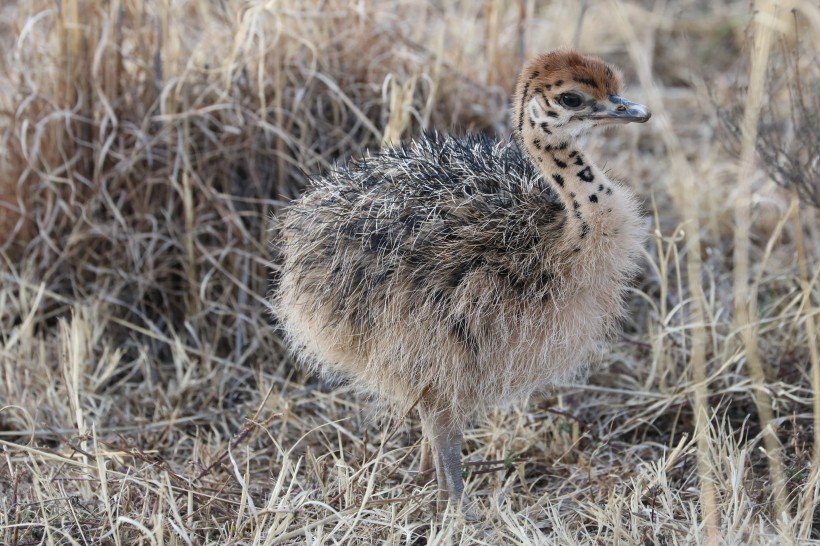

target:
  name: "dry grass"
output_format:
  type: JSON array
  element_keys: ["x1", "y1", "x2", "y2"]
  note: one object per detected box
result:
[{"x1": 1, "y1": 0, "x2": 819, "y2": 544}]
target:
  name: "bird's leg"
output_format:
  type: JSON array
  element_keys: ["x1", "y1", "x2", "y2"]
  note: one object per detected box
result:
[
  {"x1": 419, "y1": 400, "x2": 464, "y2": 508},
  {"x1": 418, "y1": 438, "x2": 434, "y2": 483},
  {"x1": 417, "y1": 404, "x2": 436, "y2": 484},
  {"x1": 435, "y1": 432, "x2": 464, "y2": 504}
]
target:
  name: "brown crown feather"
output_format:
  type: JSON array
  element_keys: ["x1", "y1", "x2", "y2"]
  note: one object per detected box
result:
[{"x1": 515, "y1": 49, "x2": 623, "y2": 108}]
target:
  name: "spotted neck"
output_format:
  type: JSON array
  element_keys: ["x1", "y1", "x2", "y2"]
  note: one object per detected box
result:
[{"x1": 520, "y1": 134, "x2": 613, "y2": 243}]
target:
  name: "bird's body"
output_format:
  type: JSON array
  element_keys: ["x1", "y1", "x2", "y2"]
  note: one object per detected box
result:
[{"x1": 274, "y1": 49, "x2": 649, "y2": 507}]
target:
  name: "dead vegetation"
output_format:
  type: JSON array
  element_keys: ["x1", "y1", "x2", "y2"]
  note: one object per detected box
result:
[
  {"x1": 720, "y1": 16, "x2": 820, "y2": 210},
  {"x1": 1, "y1": 0, "x2": 819, "y2": 544}
]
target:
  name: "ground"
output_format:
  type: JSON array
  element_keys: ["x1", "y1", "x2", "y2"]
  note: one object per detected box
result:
[{"x1": 1, "y1": 1, "x2": 819, "y2": 544}]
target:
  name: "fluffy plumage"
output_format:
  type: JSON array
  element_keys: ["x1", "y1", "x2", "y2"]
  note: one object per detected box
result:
[{"x1": 273, "y1": 49, "x2": 650, "y2": 507}]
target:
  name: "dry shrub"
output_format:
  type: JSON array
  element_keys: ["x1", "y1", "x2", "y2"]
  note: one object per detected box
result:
[
  {"x1": 756, "y1": 33, "x2": 820, "y2": 209},
  {"x1": 719, "y1": 10, "x2": 820, "y2": 209},
  {"x1": 0, "y1": 0, "x2": 503, "y2": 360}
]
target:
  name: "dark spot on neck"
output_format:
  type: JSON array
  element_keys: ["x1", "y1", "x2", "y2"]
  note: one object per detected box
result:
[
  {"x1": 553, "y1": 156, "x2": 567, "y2": 168},
  {"x1": 533, "y1": 138, "x2": 542, "y2": 150},
  {"x1": 558, "y1": 141, "x2": 569, "y2": 150},
  {"x1": 540, "y1": 122, "x2": 552, "y2": 135},
  {"x1": 552, "y1": 173, "x2": 565, "y2": 187},
  {"x1": 577, "y1": 166, "x2": 594, "y2": 182},
  {"x1": 580, "y1": 222, "x2": 590, "y2": 238},
  {"x1": 589, "y1": 194, "x2": 598, "y2": 203}
]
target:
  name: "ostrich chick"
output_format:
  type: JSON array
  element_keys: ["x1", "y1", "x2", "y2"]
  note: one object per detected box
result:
[{"x1": 274, "y1": 50, "x2": 650, "y2": 507}]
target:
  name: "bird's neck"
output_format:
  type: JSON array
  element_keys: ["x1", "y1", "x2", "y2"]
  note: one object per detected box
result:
[{"x1": 521, "y1": 134, "x2": 612, "y2": 243}]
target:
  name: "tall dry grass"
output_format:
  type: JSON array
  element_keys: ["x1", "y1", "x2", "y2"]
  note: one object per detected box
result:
[{"x1": 1, "y1": 0, "x2": 819, "y2": 544}]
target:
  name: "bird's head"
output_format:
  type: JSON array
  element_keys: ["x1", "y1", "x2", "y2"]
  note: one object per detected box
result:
[{"x1": 513, "y1": 49, "x2": 650, "y2": 145}]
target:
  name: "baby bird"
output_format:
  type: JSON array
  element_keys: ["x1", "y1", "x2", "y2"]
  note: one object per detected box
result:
[{"x1": 274, "y1": 49, "x2": 650, "y2": 507}]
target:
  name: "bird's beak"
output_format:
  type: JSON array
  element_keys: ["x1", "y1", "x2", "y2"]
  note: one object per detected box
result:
[{"x1": 588, "y1": 95, "x2": 651, "y2": 124}]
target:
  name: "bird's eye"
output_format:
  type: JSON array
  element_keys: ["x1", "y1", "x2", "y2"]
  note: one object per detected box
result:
[{"x1": 559, "y1": 93, "x2": 584, "y2": 109}]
